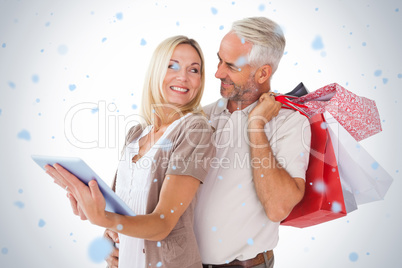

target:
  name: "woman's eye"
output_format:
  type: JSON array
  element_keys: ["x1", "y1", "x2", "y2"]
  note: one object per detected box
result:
[
  {"x1": 190, "y1": 68, "x2": 199, "y2": 73},
  {"x1": 168, "y1": 62, "x2": 180, "y2": 70}
]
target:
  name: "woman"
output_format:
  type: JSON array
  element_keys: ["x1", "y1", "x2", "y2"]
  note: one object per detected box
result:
[{"x1": 45, "y1": 36, "x2": 215, "y2": 268}]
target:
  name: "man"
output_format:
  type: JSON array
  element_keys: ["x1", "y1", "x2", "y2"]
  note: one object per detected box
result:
[
  {"x1": 193, "y1": 17, "x2": 310, "y2": 268},
  {"x1": 106, "y1": 16, "x2": 311, "y2": 268}
]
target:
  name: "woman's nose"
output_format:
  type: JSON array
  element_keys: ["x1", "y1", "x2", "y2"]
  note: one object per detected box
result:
[{"x1": 176, "y1": 69, "x2": 188, "y2": 81}]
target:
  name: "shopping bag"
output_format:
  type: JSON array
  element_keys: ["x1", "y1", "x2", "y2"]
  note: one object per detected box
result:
[
  {"x1": 293, "y1": 83, "x2": 382, "y2": 142},
  {"x1": 324, "y1": 111, "x2": 393, "y2": 205},
  {"x1": 284, "y1": 82, "x2": 309, "y2": 97},
  {"x1": 281, "y1": 113, "x2": 348, "y2": 228}
]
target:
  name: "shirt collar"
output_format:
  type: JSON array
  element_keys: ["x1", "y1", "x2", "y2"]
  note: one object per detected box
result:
[
  {"x1": 213, "y1": 98, "x2": 229, "y2": 114},
  {"x1": 213, "y1": 98, "x2": 259, "y2": 116}
]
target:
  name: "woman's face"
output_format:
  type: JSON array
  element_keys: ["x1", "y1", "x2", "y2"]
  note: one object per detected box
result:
[{"x1": 162, "y1": 44, "x2": 202, "y2": 107}]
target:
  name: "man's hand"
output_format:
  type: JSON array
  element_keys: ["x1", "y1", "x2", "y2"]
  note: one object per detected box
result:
[
  {"x1": 248, "y1": 92, "x2": 282, "y2": 128},
  {"x1": 104, "y1": 229, "x2": 119, "y2": 268}
]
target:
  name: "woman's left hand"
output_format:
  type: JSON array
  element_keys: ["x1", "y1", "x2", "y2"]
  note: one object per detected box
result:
[{"x1": 45, "y1": 164, "x2": 107, "y2": 226}]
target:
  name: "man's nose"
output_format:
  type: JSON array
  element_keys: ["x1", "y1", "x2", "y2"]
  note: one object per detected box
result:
[{"x1": 215, "y1": 64, "x2": 227, "y2": 79}]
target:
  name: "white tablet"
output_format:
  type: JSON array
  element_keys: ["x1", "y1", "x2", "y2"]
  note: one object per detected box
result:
[{"x1": 31, "y1": 155, "x2": 136, "y2": 216}]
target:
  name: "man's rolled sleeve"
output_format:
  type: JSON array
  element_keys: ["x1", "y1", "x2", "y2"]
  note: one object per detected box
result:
[{"x1": 266, "y1": 111, "x2": 311, "y2": 180}]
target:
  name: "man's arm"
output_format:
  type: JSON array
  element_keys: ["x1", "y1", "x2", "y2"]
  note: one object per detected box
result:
[{"x1": 248, "y1": 93, "x2": 305, "y2": 222}]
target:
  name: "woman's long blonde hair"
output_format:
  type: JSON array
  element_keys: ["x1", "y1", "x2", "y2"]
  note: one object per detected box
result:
[{"x1": 140, "y1": 36, "x2": 205, "y2": 130}]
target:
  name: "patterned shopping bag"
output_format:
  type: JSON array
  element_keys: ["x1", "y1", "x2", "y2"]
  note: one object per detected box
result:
[{"x1": 293, "y1": 83, "x2": 382, "y2": 141}]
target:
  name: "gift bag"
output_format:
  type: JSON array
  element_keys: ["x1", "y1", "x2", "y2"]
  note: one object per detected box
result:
[
  {"x1": 284, "y1": 82, "x2": 309, "y2": 97},
  {"x1": 324, "y1": 111, "x2": 393, "y2": 205},
  {"x1": 293, "y1": 83, "x2": 382, "y2": 142},
  {"x1": 281, "y1": 113, "x2": 349, "y2": 228}
]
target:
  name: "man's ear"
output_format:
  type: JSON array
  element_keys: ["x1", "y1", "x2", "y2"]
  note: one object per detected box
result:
[{"x1": 255, "y1": 65, "x2": 272, "y2": 84}]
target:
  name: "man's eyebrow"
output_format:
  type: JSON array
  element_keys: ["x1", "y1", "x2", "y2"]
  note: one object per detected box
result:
[{"x1": 217, "y1": 52, "x2": 238, "y2": 69}]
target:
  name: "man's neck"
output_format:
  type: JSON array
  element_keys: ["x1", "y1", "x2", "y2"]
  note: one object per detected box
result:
[
  {"x1": 226, "y1": 99, "x2": 256, "y2": 113},
  {"x1": 226, "y1": 86, "x2": 271, "y2": 113}
]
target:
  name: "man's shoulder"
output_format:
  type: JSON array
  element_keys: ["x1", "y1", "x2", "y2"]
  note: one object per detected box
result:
[
  {"x1": 202, "y1": 99, "x2": 223, "y2": 117},
  {"x1": 274, "y1": 108, "x2": 309, "y2": 127}
]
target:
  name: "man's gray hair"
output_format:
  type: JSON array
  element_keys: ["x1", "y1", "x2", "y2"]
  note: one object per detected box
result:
[{"x1": 231, "y1": 17, "x2": 286, "y2": 74}]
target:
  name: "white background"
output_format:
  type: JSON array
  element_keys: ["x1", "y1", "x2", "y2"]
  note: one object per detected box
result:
[{"x1": 0, "y1": 0, "x2": 401, "y2": 267}]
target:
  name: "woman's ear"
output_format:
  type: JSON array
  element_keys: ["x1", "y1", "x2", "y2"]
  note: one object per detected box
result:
[{"x1": 255, "y1": 65, "x2": 272, "y2": 84}]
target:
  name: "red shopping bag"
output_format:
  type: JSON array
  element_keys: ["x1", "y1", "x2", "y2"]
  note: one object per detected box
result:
[{"x1": 281, "y1": 113, "x2": 347, "y2": 228}]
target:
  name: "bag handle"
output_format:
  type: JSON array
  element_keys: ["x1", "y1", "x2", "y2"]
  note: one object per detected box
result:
[{"x1": 274, "y1": 95, "x2": 309, "y2": 118}]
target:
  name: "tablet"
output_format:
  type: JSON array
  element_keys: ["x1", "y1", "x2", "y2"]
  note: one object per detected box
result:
[{"x1": 31, "y1": 155, "x2": 136, "y2": 216}]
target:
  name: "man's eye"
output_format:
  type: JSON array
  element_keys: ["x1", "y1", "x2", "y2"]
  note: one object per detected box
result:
[{"x1": 230, "y1": 66, "x2": 239, "y2": 71}]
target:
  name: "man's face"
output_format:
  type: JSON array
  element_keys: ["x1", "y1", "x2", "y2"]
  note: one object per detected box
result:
[{"x1": 215, "y1": 32, "x2": 260, "y2": 102}]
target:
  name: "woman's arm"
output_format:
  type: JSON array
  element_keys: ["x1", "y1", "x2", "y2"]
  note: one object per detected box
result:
[
  {"x1": 45, "y1": 163, "x2": 200, "y2": 241},
  {"x1": 104, "y1": 173, "x2": 200, "y2": 241}
]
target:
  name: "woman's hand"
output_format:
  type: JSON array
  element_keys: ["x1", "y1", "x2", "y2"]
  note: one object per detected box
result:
[
  {"x1": 67, "y1": 192, "x2": 88, "y2": 220},
  {"x1": 44, "y1": 164, "x2": 107, "y2": 226}
]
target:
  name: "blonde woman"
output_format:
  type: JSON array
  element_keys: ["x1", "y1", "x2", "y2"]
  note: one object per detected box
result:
[{"x1": 45, "y1": 36, "x2": 215, "y2": 268}]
